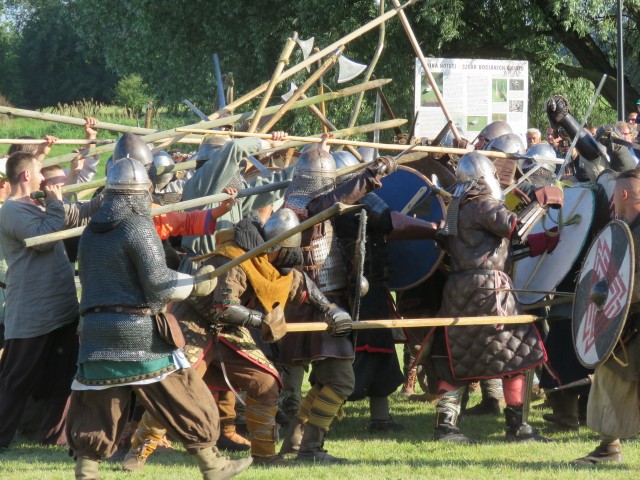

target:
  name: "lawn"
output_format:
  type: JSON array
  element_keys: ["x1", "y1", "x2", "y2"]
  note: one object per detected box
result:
[{"x1": 0, "y1": 388, "x2": 637, "y2": 480}]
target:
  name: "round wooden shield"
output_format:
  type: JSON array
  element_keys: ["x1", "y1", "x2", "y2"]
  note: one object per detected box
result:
[
  {"x1": 513, "y1": 186, "x2": 595, "y2": 304},
  {"x1": 572, "y1": 220, "x2": 634, "y2": 369},
  {"x1": 375, "y1": 166, "x2": 446, "y2": 291}
]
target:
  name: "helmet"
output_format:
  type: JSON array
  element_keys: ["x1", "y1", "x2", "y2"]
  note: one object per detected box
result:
[
  {"x1": 294, "y1": 148, "x2": 336, "y2": 180},
  {"x1": 149, "y1": 151, "x2": 175, "y2": 190},
  {"x1": 456, "y1": 152, "x2": 502, "y2": 200},
  {"x1": 197, "y1": 134, "x2": 231, "y2": 161},
  {"x1": 333, "y1": 151, "x2": 360, "y2": 185},
  {"x1": 478, "y1": 121, "x2": 513, "y2": 143},
  {"x1": 487, "y1": 133, "x2": 525, "y2": 155},
  {"x1": 523, "y1": 142, "x2": 558, "y2": 172},
  {"x1": 440, "y1": 123, "x2": 467, "y2": 148},
  {"x1": 105, "y1": 157, "x2": 152, "y2": 194},
  {"x1": 263, "y1": 208, "x2": 301, "y2": 249},
  {"x1": 357, "y1": 146, "x2": 378, "y2": 163},
  {"x1": 113, "y1": 133, "x2": 153, "y2": 167}
]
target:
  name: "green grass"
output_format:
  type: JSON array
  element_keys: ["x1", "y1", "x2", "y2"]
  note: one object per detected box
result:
[{"x1": 0, "y1": 389, "x2": 637, "y2": 480}]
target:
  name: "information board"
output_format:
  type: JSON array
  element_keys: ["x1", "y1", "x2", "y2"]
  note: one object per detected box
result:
[{"x1": 414, "y1": 58, "x2": 529, "y2": 141}]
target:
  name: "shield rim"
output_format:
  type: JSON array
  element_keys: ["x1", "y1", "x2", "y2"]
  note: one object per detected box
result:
[
  {"x1": 513, "y1": 187, "x2": 595, "y2": 304},
  {"x1": 571, "y1": 219, "x2": 635, "y2": 369}
]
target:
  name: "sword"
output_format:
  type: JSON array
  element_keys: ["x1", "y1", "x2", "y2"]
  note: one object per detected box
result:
[{"x1": 478, "y1": 287, "x2": 574, "y2": 297}]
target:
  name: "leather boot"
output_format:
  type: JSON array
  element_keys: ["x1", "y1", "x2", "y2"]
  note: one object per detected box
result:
[
  {"x1": 278, "y1": 415, "x2": 305, "y2": 457},
  {"x1": 192, "y1": 447, "x2": 253, "y2": 480},
  {"x1": 435, "y1": 408, "x2": 471, "y2": 442},
  {"x1": 504, "y1": 406, "x2": 549, "y2": 442},
  {"x1": 217, "y1": 422, "x2": 251, "y2": 452},
  {"x1": 245, "y1": 397, "x2": 287, "y2": 466},
  {"x1": 75, "y1": 457, "x2": 100, "y2": 480},
  {"x1": 122, "y1": 411, "x2": 166, "y2": 472},
  {"x1": 465, "y1": 379, "x2": 502, "y2": 416},
  {"x1": 296, "y1": 423, "x2": 347, "y2": 464},
  {"x1": 571, "y1": 441, "x2": 623, "y2": 465},
  {"x1": 542, "y1": 392, "x2": 579, "y2": 430},
  {"x1": 400, "y1": 367, "x2": 417, "y2": 397}
]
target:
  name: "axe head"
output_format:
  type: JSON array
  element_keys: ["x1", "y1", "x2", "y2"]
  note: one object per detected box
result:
[
  {"x1": 293, "y1": 32, "x2": 314, "y2": 72},
  {"x1": 281, "y1": 83, "x2": 298, "y2": 103},
  {"x1": 337, "y1": 56, "x2": 367, "y2": 83}
]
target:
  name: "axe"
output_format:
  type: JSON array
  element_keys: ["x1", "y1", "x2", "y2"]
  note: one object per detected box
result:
[
  {"x1": 247, "y1": 34, "x2": 298, "y2": 133},
  {"x1": 293, "y1": 33, "x2": 314, "y2": 72},
  {"x1": 259, "y1": 46, "x2": 344, "y2": 133}
]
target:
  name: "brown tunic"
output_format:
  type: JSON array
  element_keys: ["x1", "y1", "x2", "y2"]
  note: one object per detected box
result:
[{"x1": 435, "y1": 180, "x2": 546, "y2": 381}]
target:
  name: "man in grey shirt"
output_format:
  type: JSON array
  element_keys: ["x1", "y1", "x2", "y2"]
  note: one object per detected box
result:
[{"x1": 0, "y1": 151, "x2": 101, "y2": 450}]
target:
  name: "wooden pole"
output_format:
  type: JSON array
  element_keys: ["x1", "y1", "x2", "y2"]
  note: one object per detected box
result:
[
  {"x1": 25, "y1": 180, "x2": 292, "y2": 247},
  {"x1": 390, "y1": 0, "x2": 460, "y2": 142},
  {"x1": 285, "y1": 315, "x2": 540, "y2": 333},
  {"x1": 0, "y1": 138, "x2": 115, "y2": 145},
  {"x1": 194, "y1": 203, "x2": 362, "y2": 274},
  {"x1": 247, "y1": 35, "x2": 297, "y2": 132},
  {"x1": 42, "y1": 79, "x2": 392, "y2": 168},
  {"x1": 250, "y1": 119, "x2": 408, "y2": 157},
  {"x1": 214, "y1": 0, "x2": 417, "y2": 117},
  {"x1": 259, "y1": 46, "x2": 344, "y2": 134},
  {"x1": 0, "y1": 106, "x2": 153, "y2": 135}
]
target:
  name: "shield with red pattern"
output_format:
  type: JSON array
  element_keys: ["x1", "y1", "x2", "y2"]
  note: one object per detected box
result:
[{"x1": 572, "y1": 220, "x2": 634, "y2": 368}]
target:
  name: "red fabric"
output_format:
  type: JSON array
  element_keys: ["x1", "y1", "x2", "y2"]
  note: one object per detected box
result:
[
  {"x1": 528, "y1": 226, "x2": 559, "y2": 257},
  {"x1": 153, "y1": 210, "x2": 216, "y2": 240},
  {"x1": 437, "y1": 379, "x2": 458, "y2": 394},
  {"x1": 503, "y1": 374, "x2": 525, "y2": 407}
]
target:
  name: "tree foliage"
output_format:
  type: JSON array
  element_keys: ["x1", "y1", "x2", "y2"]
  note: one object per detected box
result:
[{"x1": 7, "y1": 0, "x2": 640, "y2": 132}]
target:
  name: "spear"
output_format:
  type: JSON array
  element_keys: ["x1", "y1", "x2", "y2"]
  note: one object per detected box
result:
[
  {"x1": 59, "y1": 117, "x2": 405, "y2": 196},
  {"x1": 0, "y1": 138, "x2": 203, "y2": 146},
  {"x1": 285, "y1": 315, "x2": 540, "y2": 333},
  {"x1": 42, "y1": 79, "x2": 391, "y2": 167},
  {"x1": 23, "y1": 180, "x2": 292, "y2": 248},
  {"x1": 193, "y1": 203, "x2": 363, "y2": 277},
  {"x1": 41, "y1": 78, "x2": 392, "y2": 168},
  {"x1": 0, "y1": 106, "x2": 154, "y2": 135}
]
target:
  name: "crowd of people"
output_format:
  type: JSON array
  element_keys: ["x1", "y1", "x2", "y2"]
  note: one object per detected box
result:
[{"x1": 0, "y1": 93, "x2": 639, "y2": 479}]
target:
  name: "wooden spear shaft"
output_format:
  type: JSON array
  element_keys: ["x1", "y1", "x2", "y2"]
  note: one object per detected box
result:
[
  {"x1": 0, "y1": 138, "x2": 115, "y2": 145},
  {"x1": 42, "y1": 78, "x2": 392, "y2": 168},
  {"x1": 0, "y1": 106, "x2": 154, "y2": 135},
  {"x1": 259, "y1": 46, "x2": 345, "y2": 134},
  {"x1": 250, "y1": 119, "x2": 408, "y2": 157},
  {"x1": 285, "y1": 315, "x2": 540, "y2": 333},
  {"x1": 24, "y1": 180, "x2": 292, "y2": 247},
  {"x1": 390, "y1": 0, "x2": 460, "y2": 142},
  {"x1": 247, "y1": 36, "x2": 297, "y2": 133}
]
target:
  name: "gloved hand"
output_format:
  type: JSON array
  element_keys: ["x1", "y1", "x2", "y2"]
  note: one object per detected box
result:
[
  {"x1": 546, "y1": 95, "x2": 570, "y2": 127},
  {"x1": 528, "y1": 227, "x2": 560, "y2": 257},
  {"x1": 596, "y1": 125, "x2": 623, "y2": 152},
  {"x1": 374, "y1": 155, "x2": 398, "y2": 177},
  {"x1": 214, "y1": 305, "x2": 264, "y2": 329},
  {"x1": 325, "y1": 304, "x2": 353, "y2": 337},
  {"x1": 192, "y1": 265, "x2": 217, "y2": 297}
]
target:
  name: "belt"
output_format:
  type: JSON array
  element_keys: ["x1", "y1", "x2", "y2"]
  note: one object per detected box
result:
[{"x1": 83, "y1": 306, "x2": 153, "y2": 316}]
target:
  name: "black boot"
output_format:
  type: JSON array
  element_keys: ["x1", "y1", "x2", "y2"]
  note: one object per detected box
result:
[
  {"x1": 571, "y1": 442, "x2": 622, "y2": 465},
  {"x1": 542, "y1": 392, "x2": 579, "y2": 430},
  {"x1": 504, "y1": 406, "x2": 549, "y2": 442},
  {"x1": 435, "y1": 408, "x2": 471, "y2": 442},
  {"x1": 466, "y1": 379, "x2": 502, "y2": 416},
  {"x1": 296, "y1": 424, "x2": 347, "y2": 464}
]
